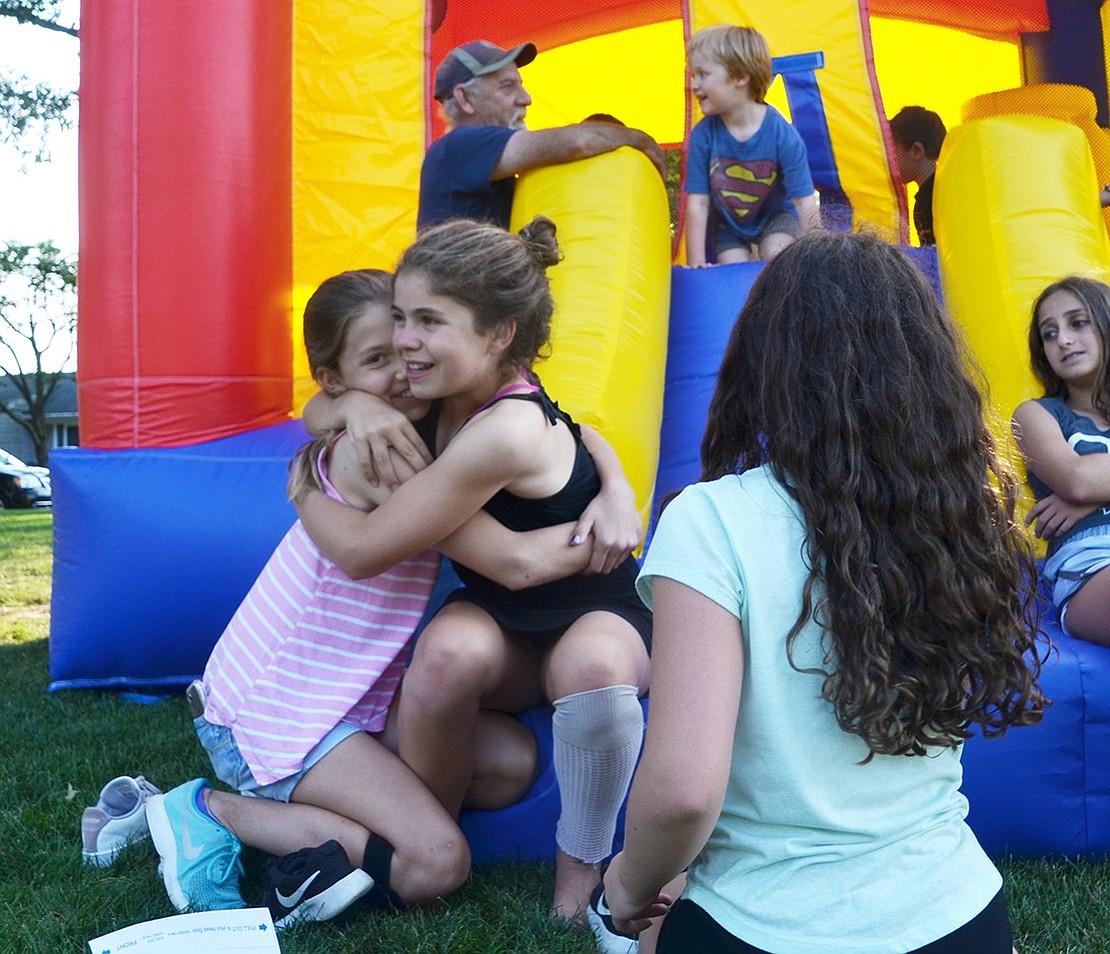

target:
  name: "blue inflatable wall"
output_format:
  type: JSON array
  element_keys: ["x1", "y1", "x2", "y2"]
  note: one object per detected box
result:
[
  {"x1": 962, "y1": 604, "x2": 1110, "y2": 856},
  {"x1": 651, "y1": 263, "x2": 763, "y2": 528},
  {"x1": 49, "y1": 421, "x2": 307, "y2": 690}
]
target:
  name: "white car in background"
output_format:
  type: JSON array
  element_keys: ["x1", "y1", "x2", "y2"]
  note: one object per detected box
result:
[{"x1": 0, "y1": 448, "x2": 52, "y2": 508}]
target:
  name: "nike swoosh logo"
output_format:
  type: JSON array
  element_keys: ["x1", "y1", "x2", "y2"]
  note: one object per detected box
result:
[
  {"x1": 181, "y1": 812, "x2": 204, "y2": 862},
  {"x1": 276, "y1": 870, "x2": 321, "y2": 908},
  {"x1": 595, "y1": 890, "x2": 612, "y2": 917}
]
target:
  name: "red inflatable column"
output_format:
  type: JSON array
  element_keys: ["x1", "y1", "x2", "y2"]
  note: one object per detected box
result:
[{"x1": 78, "y1": 1, "x2": 293, "y2": 447}]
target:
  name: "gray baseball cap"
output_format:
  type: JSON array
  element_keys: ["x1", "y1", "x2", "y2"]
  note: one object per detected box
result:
[{"x1": 434, "y1": 40, "x2": 538, "y2": 102}]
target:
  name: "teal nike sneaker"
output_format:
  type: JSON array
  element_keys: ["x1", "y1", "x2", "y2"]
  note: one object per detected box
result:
[{"x1": 146, "y1": 778, "x2": 244, "y2": 912}]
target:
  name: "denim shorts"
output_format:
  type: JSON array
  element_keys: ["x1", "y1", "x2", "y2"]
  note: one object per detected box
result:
[
  {"x1": 715, "y1": 211, "x2": 802, "y2": 255},
  {"x1": 1044, "y1": 527, "x2": 1110, "y2": 636},
  {"x1": 194, "y1": 715, "x2": 362, "y2": 803}
]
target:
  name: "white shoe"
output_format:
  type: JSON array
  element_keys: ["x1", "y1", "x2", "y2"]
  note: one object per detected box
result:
[
  {"x1": 81, "y1": 775, "x2": 162, "y2": 867},
  {"x1": 587, "y1": 884, "x2": 639, "y2": 954}
]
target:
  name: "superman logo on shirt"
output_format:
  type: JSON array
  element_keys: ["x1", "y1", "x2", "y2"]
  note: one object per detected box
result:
[{"x1": 709, "y1": 157, "x2": 779, "y2": 224}]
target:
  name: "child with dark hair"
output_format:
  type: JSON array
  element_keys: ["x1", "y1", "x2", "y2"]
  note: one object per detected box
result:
[
  {"x1": 889, "y1": 105, "x2": 947, "y2": 245},
  {"x1": 601, "y1": 231, "x2": 1047, "y2": 953},
  {"x1": 1014, "y1": 276, "x2": 1110, "y2": 646}
]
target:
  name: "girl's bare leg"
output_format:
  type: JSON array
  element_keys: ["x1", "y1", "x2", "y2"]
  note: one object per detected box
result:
[
  {"x1": 381, "y1": 695, "x2": 539, "y2": 811},
  {"x1": 205, "y1": 789, "x2": 359, "y2": 860},
  {"x1": 1063, "y1": 567, "x2": 1110, "y2": 646},
  {"x1": 208, "y1": 730, "x2": 471, "y2": 905},
  {"x1": 465, "y1": 710, "x2": 539, "y2": 810},
  {"x1": 400, "y1": 603, "x2": 653, "y2": 919},
  {"x1": 397, "y1": 601, "x2": 543, "y2": 816}
]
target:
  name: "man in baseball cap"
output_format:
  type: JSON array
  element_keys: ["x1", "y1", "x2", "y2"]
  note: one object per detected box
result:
[
  {"x1": 433, "y1": 40, "x2": 538, "y2": 103},
  {"x1": 418, "y1": 38, "x2": 664, "y2": 230}
]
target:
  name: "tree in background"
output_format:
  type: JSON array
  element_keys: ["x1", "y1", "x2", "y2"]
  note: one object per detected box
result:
[
  {"x1": 0, "y1": 241, "x2": 76, "y2": 465},
  {"x1": 0, "y1": 1, "x2": 78, "y2": 162},
  {"x1": 1, "y1": 2, "x2": 78, "y2": 465}
]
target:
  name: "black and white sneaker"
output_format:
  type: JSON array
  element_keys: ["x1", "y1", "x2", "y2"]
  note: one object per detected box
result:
[
  {"x1": 263, "y1": 839, "x2": 374, "y2": 929},
  {"x1": 587, "y1": 882, "x2": 639, "y2": 954}
]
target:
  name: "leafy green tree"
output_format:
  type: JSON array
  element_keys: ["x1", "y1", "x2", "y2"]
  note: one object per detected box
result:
[
  {"x1": 0, "y1": 1, "x2": 78, "y2": 161},
  {"x1": 0, "y1": 241, "x2": 76, "y2": 465}
]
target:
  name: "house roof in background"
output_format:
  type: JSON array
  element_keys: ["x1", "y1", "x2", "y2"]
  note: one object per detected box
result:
[{"x1": 0, "y1": 372, "x2": 77, "y2": 415}]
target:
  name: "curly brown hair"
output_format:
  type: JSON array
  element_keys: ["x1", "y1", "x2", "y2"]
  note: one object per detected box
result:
[{"x1": 701, "y1": 231, "x2": 1049, "y2": 758}]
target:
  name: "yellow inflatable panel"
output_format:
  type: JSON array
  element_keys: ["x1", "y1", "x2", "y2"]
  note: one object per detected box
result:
[
  {"x1": 935, "y1": 115, "x2": 1110, "y2": 534},
  {"x1": 510, "y1": 149, "x2": 672, "y2": 531},
  {"x1": 291, "y1": 0, "x2": 426, "y2": 415},
  {"x1": 963, "y1": 84, "x2": 1110, "y2": 236},
  {"x1": 936, "y1": 115, "x2": 1110, "y2": 423}
]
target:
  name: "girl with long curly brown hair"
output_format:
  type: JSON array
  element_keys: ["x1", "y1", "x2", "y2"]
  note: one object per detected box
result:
[{"x1": 601, "y1": 231, "x2": 1048, "y2": 953}]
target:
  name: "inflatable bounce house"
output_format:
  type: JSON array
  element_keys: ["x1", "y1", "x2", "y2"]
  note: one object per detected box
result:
[{"x1": 52, "y1": 0, "x2": 1110, "y2": 861}]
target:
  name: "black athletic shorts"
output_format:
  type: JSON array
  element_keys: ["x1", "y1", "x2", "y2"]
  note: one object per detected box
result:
[{"x1": 657, "y1": 890, "x2": 1012, "y2": 954}]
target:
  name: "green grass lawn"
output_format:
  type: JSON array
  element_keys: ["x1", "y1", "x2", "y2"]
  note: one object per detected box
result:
[{"x1": 2, "y1": 509, "x2": 1108, "y2": 953}]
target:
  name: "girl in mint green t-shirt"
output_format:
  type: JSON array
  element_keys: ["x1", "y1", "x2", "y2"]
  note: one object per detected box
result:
[{"x1": 602, "y1": 231, "x2": 1049, "y2": 954}]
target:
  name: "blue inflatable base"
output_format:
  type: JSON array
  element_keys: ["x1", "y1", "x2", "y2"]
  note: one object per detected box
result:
[
  {"x1": 962, "y1": 601, "x2": 1110, "y2": 857},
  {"x1": 49, "y1": 421, "x2": 308, "y2": 692}
]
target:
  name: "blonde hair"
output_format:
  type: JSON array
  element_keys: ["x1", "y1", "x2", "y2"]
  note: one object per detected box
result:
[
  {"x1": 287, "y1": 433, "x2": 336, "y2": 502},
  {"x1": 687, "y1": 25, "x2": 772, "y2": 103}
]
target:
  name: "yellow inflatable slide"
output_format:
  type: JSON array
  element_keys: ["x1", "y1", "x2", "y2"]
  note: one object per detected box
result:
[{"x1": 512, "y1": 149, "x2": 672, "y2": 531}]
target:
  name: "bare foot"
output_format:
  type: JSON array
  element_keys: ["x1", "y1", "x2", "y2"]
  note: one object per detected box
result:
[{"x1": 552, "y1": 848, "x2": 601, "y2": 920}]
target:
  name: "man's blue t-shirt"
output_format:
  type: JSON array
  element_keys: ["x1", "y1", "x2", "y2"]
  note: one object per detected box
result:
[
  {"x1": 685, "y1": 106, "x2": 813, "y2": 246},
  {"x1": 418, "y1": 125, "x2": 517, "y2": 230}
]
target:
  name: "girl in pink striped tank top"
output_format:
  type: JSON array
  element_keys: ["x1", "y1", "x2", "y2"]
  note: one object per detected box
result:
[{"x1": 148, "y1": 269, "x2": 607, "y2": 927}]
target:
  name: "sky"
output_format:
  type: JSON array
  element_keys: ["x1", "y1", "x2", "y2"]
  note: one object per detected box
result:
[
  {"x1": 0, "y1": 1, "x2": 80, "y2": 255},
  {"x1": 0, "y1": 1, "x2": 80, "y2": 371}
]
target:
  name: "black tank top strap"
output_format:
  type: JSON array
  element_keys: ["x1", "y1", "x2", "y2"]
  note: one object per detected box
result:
[
  {"x1": 470, "y1": 381, "x2": 540, "y2": 415},
  {"x1": 465, "y1": 383, "x2": 579, "y2": 436},
  {"x1": 501, "y1": 390, "x2": 582, "y2": 438}
]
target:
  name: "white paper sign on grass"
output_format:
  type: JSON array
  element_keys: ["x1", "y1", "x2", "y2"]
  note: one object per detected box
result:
[{"x1": 88, "y1": 908, "x2": 280, "y2": 954}]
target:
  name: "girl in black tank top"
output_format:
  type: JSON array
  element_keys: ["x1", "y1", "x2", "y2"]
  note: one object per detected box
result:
[{"x1": 296, "y1": 217, "x2": 652, "y2": 930}]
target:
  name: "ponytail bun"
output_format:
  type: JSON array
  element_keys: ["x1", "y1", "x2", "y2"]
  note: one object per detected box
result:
[{"x1": 518, "y1": 215, "x2": 561, "y2": 269}]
